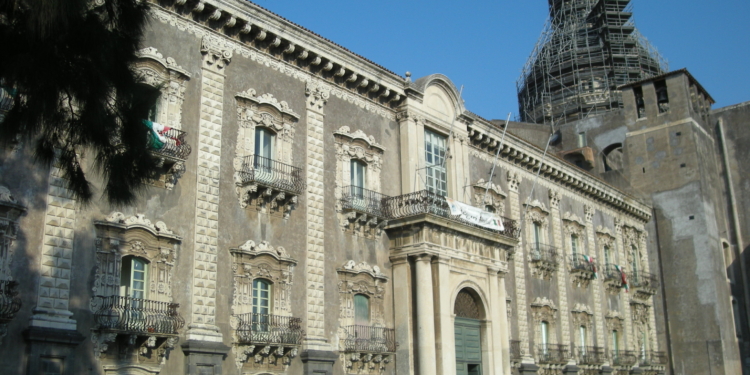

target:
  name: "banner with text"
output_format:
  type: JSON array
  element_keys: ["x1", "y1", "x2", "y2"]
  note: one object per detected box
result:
[{"x1": 445, "y1": 198, "x2": 505, "y2": 232}]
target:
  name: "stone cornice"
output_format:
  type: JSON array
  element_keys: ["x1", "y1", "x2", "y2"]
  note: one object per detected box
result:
[
  {"x1": 149, "y1": 0, "x2": 405, "y2": 110},
  {"x1": 466, "y1": 120, "x2": 652, "y2": 223}
]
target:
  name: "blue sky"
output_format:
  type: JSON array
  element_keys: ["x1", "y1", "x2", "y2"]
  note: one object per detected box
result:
[{"x1": 255, "y1": 0, "x2": 750, "y2": 121}]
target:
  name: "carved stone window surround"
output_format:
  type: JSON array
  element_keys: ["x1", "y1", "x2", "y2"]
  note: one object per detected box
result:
[
  {"x1": 571, "y1": 304, "x2": 595, "y2": 347},
  {"x1": 337, "y1": 261, "x2": 393, "y2": 374},
  {"x1": 90, "y1": 212, "x2": 182, "y2": 367},
  {"x1": 563, "y1": 212, "x2": 594, "y2": 287},
  {"x1": 525, "y1": 201, "x2": 555, "y2": 280},
  {"x1": 134, "y1": 47, "x2": 192, "y2": 190},
  {"x1": 334, "y1": 126, "x2": 387, "y2": 237},
  {"x1": 472, "y1": 179, "x2": 506, "y2": 215},
  {"x1": 0, "y1": 186, "x2": 25, "y2": 345},
  {"x1": 233, "y1": 89, "x2": 301, "y2": 217},
  {"x1": 229, "y1": 240, "x2": 299, "y2": 371},
  {"x1": 531, "y1": 297, "x2": 559, "y2": 345}
]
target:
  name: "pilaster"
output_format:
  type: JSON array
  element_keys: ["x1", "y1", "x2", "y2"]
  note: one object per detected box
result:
[
  {"x1": 585, "y1": 206, "x2": 606, "y2": 347},
  {"x1": 415, "y1": 254, "x2": 437, "y2": 374},
  {"x1": 615, "y1": 219, "x2": 633, "y2": 350},
  {"x1": 186, "y1": 35, "x2": 231, "y2": 343},
  {"x1": 303, "y1": 79, "x2": 331, "y2": 351},
  {"x1": 508, "y1": 171, "x2": 530, "y2": 356},
  {"x1": 492, "y1": 270, "x2": 511, "y2": 375},
  {"x1": 391, "y1": 255, "x2": 414, "y2": 375},
  {"x1": 434, "y1": 256, "x2": 454, "y2": 375},
  {"x1": 549, "y1": 189, "x2": 570, "y2": 344}
]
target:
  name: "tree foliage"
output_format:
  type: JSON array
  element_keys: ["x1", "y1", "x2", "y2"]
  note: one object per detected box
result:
[{"x1": 0, "y1": 0, "x2": 160, "y2": 206}]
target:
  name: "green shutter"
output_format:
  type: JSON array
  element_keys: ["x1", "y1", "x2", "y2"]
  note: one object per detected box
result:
[
  {"x1": 455, "y1": 317, "x2": 482, "y2": 374},
  {"x1": 354, "y1": 294, "x2": 370, "y2": 325}
]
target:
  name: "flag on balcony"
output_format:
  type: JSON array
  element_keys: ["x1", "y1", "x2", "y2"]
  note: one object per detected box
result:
[
  {"x1": 615, "y1": 264, "x2": 628, "y2": 292},
  {"x1": 446, "y1": 197, "x2": 505, "y2": 231},
  {"x1": 583, "y1": 254, "x2": 597, "y2": 279},
  {"x1": 143, "y1": 120, "x2": 179, "y2": 150},
  {"x1": 0, "y1": 84, "x2": 18, "y2": 124}
]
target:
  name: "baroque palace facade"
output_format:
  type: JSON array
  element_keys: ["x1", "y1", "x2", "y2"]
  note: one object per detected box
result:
[{"x1": 3, "y1": 0, "x2": 734, "y2": 375}]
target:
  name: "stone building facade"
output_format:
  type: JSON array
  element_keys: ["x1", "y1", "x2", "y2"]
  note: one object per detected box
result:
[{"x1": 4, "y1": 0, "x2": 738, "y2": 375}]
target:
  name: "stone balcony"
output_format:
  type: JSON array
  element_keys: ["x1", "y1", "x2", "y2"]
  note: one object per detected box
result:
[
  {"x1": 575, "y1": 346, "x2": 607, "y2": 365},
  {"x1": 235, "y1": 154, "x2": 305, "y2": 218},
  {"x1": 341, "y1": 325, "x2": 396, "y2": 373},
  {"x1": 569, "y1": 254, "x2": 598, "y2": 286},
  {"x1": 630, "y1": 271, "x2": 659, "y2": 298},
  {"x1": 0, "y1": 280, "x2": 21, "y2": 344},
  {"x1": 233, "y1": 312, "x2": 305, "y2": 367},
  {"x1": 535, "y1": 344, "x2": 570, "y2": 365},
  {"x1": 148, "y1": 126, "x2": 192, "y2": 190}
]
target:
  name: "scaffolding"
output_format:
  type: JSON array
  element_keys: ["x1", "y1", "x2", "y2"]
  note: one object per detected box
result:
[{"x1": 517, "y1": 0, "x2": 668, "y2": 125}]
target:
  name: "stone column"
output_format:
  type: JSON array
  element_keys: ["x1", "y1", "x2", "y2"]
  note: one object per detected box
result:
[
  {"x1": 182, "y1": 36, "x2": 231, "y2": 374},
  {"x1": 435, "y1": 255, "x2": 454, "y2": 375},
  {"x1": 25, "y1": 165, "x2": 84, "y2": 375},
  {"x1": 584, "y1": 205, "x2": 606, "y2": 347},
  {"x1": 549, "y1": 189, "x2": 570, "y2": 343},
  {"x1": 415, "y1": 254, "x2": 437, "y2": 374},
  {"x1": 614, "y1": 219, "x2": 634, "y2": 351},
  {"x1": 185, "y1": 36, "x2": 230, "y2": 344},
  {"x1": 508, "y1": 170, "x2": 530, "y2": 357},
  {"x1": 391, "y1": 255, "x2": 414, "y2": 375},
  {"x1": 490, "y1": 268, "x2": 511, "y2": 375},
  {"x1": 301, "y1": 79, "x2": 338, "y2": 374}
]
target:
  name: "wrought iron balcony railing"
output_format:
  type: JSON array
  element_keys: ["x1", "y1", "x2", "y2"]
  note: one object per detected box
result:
[
  {"x1": 569, "y1": 254, "x2": 596, "y2": 273},
  {"x1": 342, "y1": 325, "x2": 397, "y2": 353},
  {"x1": 235, "y1": 313, "x2": 305, "y2": 345},
  {"x1": 510, "y1": 340, "x2": 522, "y2": 360},
  {"x1": 639, "y1": 350, "x2": 667, "y2": 366},
  {"x1": 341, "y1": 185, "x2": 389, "y2": 219},
  {"x1": 611, "y1": 350, "x2": 637, "y2": 366},
  {"x1": 601, "y1": 263, "x2": 623, "y2": 281},
  {"x1": 0, "y1": 280, "x2": 21, "y2": 323},
  {"x1": 630, "y1": 271, "x2": 659, "y2": 290},
  {"x1": 93, "y1": 295, "x2": 184, "y2": 335},
  {"x1": 149, "y1": 128, "x2": 192, "y2": 160},
  {"x1": 529, "y1": 244, "x2": 559, "y2": 266},
  {"x1": 237, "y1": 155, "x2": 305, "y2": 196},
  {"x1": 382, "y1": 189, "x2": 520, "y2": 239},
  {"x1": 535, "y1": 344, "x2": 569, "y2": 364},
  {"x1": 575, "y1": 346, "x2": 606, "y2": 365}
]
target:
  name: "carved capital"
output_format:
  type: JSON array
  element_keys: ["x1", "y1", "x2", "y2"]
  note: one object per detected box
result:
[
  {"x1": 306, "y1": 80, "x2": 330, "y2": 112},
  {"x1": 201, "y1": 36, "x2": 233, "y2": 70}
]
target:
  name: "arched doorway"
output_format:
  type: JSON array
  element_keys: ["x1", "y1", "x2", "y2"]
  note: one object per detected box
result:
[{"x1": 454, "y1": 288, "x2": 484, "y2": 375}]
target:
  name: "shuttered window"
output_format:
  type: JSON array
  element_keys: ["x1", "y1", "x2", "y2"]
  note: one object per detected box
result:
[{"x1": 354, "y1": 294, "x2": 370, "y2": 325}]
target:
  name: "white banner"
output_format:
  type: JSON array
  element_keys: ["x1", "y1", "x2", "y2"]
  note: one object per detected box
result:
[{"x1": 445, "y1": 198, "x2": 505, "y2": 231}]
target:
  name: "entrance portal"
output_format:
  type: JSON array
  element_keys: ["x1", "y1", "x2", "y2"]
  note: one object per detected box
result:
[{"x1": 454, "y1": 289, "x2": 483, "y2": 375}]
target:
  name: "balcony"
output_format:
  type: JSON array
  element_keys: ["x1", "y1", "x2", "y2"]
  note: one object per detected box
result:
[
  {"x1": 569, "y1": 254, "x2": 598, "y2": 286},
  {"x1": 383, "y1": 189, "x2": 520, "y2": 240},
  {"x1": 575, "y1": 346, "x2": 606, "y2": 365},
  {"x1": 611, "y1": 350, "x2": 637, "y2": 366},
  {"x1": 639, "y1": 350, "x2": 667, "y2": 366},
  {"x1": 630, "y1": 271, "x2": 659, "y2": 290},
  {"x1": 342, "y1": 325, "x2": 396, "y2": 353},
  {"x1": 510, "y1": 340, "x2": 522, "y2": 361},
  {"x1": 535, "y1": 344, "x2": 570, "y2": 364},
  {"x1": 528, "y1": 244, "x2": 559, "y2": 280},
  {"x1": 0, "y1": 280, "x2": 21, "y2": 324},
  {"x1": 93, "y1": 295, "x2": 184, "y2": 336},
  {"x1": 235, "y1": 313, "x2": 305, "y2": 346},
  {"x1": 144, "y1": 124, "x2": 192, "y2": 190},
  {"x1": 341, "y1": 185, "x2": 390, "y2": 220},
  {"x1": 235, "y1": 155, "x2": 305, "y2": 217},
  {"x1": 149, "y1": 128, "x2": 191, "y2": 161},
  {"x1": 342, "y1": 325, "x2": 396, "y2": 372}
]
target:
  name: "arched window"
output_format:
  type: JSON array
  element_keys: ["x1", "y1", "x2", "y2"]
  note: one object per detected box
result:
[
  {"x1": 354, "y1": 294, "x2": 370, "y2": 325},
  {"x1": 120, "y1": 256, "x2": 149, "y2": 300},
  {"x1": 602, "y1": 143, "x2": 623, "y2": 172},
  {"x1": 252, "y1": 278, "x2": 272, "y2": 315}
]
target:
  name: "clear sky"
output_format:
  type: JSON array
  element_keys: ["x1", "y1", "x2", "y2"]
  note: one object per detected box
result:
[{"x1": 254, "y1": 0, "x2": 750, "y2": 121}]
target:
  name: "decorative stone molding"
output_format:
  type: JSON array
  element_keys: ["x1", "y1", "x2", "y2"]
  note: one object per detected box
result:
[
  {"x1": 229, "y1": 240, "x2": 296, "y2": 316},
  {"x1": 571, "y1": 304, "x2": 594, "y2": 346},
  {"x1": 233, "y1": 89, "x2": 301, "y2": 216},
  {"x1": 306, "y1": 80, "x2": 330, "y2": 112},
  {"x1": 0, "y1": 185, "x2": 25, "y2": 281},
  {"x1": 630, "y1": 302, "x2": 654, "y2": 353},
  {"x1": 472, "y1": 179, "x2": 506, "y2": 214},
  {"x1": 605, "y1": 311, "x2": 625, "y2": 332},
  {"x1": 200, "y1": 35, "x2": 232, "y2": 70},
  {"x1": 531, "y1": 297, "x2": 558, "y2": 344},
  {"x1": 549, "y1": 189, "x2": 561, "y2": 209},
  {"x1": 91, "y1": 213, "x2": 181, "y2": 304},
  {"x1": 134, "y1": 47, "x2": 192, "y2": 190},
  {"x1": 334, "y1": 126, "x2": 387, "y2": 237},
  {"x1": 507, "y1": 170, "x2": 521, "y2": 193}
]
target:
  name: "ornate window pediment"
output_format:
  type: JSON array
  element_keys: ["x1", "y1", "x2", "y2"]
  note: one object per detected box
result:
[
  {"x1": 472, "y1": 179, "x2": 506, "y2": 214},
  {"x1": 234, "y1": 89, "x2": 303, "y2": 218},
  {"x1": 229, "y1": 240, "x2": 301, "y2": 372},
  {"x1": 135, "y1": 47, "x2": 192, "y2": 190},
  {"x1": 90, "y1": 212, "x2": 183, "y2": 370},
  {"x1": 526, "y1": 203, "x2": 557, "y2": 280},
  {"x1": 334, "y1": 126, "x2": 388, "y2": 237},
  {"x1": 337, "y1": 261, "x2": 394, "y2": 374}
]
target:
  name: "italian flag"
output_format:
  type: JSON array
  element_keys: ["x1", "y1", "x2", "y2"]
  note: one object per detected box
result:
[
  {"x1": 583, "y1": 255, "x2": 597, "y2": 279},
  {"x1": 615, "y1": 265, "x2": 629, "y2": 292}
]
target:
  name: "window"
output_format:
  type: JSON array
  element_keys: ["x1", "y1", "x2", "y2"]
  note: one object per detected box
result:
[
  {"x1": 254, "y1": 127, "x2": 275, "y2": 174},
  {"x1": 540, "y1": 321, "x2": 549, "y2": 353},
  {"x1": 579, "y1": 326, "x2": 587, "y2": 351},
  {"x1": 354, "y1": 294, "x2": 370, "y2": 325},
  {"x1": 631, "y1": 245, "x2": 640, "y2": 275},
  {"x1": 120, "y1": 256, "x2": 149, "y2": 300},
  {"x1": 571, "y1": 235, "x2": 580, "y2": 257},
  {"x1": 424, "y1": 129, "x2": 447, "y2": 196},
  {"x1": 655, "y1": 80, "x2": 669, "y2": 113},
  {"x1": 634, "y1": 86, "x2": 645, "y2": 118},
  {"x1": 604, "y1": 245, "x2": 612, "y2": 265},
  {"x1": 484, "y1": 205, "x2": 496, "y2": 213},
  {"x1": 612, "y1": 330, "x2": 619, "y2": 354},
  {"x1": 533, "y1": 222, "x2": 542, "y2": 252},
  {"x1": 640, "y1": 331, "x2": 647, "y2": 361},
  {"x1": 350, "y1": 159, "x2": 367, "y2": 199},
  {"x1": 252, "y1": 278, "x2": 272, "y2": 315}
]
